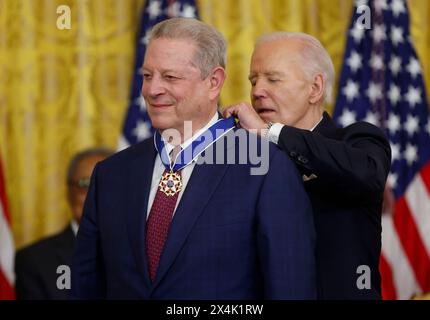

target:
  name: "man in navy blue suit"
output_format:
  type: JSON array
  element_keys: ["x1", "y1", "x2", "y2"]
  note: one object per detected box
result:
[
  {"x1": 71, "y1": 18, "x2": 316, "y2": 299},
  {"x1": 224, "y1": 32, "x2": 391, "y2": 299}
]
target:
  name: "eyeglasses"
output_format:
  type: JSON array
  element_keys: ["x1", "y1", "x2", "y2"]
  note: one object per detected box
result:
[{"x1": 68, "y1": 177, "x2": 91, "y2": 189}]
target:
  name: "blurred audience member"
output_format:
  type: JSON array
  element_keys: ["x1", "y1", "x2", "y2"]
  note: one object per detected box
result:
[{"x1": 15, "y1": 148, "x2": 113, "y2": 300}]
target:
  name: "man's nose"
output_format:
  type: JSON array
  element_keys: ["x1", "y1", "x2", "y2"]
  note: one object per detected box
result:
[
  {"x1": 142, "y1": 77, "x2": 165, "y2": 97},
  {"x1": 251, "y1": 79, "x2": 267, "y2": 100}
]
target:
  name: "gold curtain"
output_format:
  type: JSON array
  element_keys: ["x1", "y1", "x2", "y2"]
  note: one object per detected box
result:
[
  {"x1": 0, "y1": 0, "x2": 145, "y2": 247},
  {"x1": 1, "y1": 0, "x2": 430, "y2": 248}
]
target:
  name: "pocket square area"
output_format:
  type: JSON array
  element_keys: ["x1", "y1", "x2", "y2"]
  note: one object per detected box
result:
[{"x1": 302, "y1": 173, "x2": 318, "y2": 182}]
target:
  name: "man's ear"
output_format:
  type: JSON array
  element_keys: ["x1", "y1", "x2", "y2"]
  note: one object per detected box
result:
[
  {"x1": 309, "y1": 73, "x2": 325, "y2": 104},
  {"x1": 208, "y1": 67, "x2": 226, "y2": 100}
]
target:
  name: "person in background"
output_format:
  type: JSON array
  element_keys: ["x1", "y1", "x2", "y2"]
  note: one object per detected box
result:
[{"x1": 15, "y1": 148, "x2": 113, "y2": 300}]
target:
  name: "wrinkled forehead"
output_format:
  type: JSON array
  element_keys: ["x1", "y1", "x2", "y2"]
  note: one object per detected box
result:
[
  {"x1": 147, "y1": 37, "x2": 194, "y2": 55},
  {"x1": 251, "y1": 39, "x2": 304, "y2": 72},
  {"x1": 144, "y1": 37, "x2": 198, "y2": 69},
  {"x1": 253, "y1": 38, "x2": 304, "y2": 61}
]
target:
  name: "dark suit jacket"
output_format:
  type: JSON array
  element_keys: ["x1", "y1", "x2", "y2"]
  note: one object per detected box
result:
[
  {"x1": 71, "y1": 129, "x2": 316, "y2": 299},
  {"x1": 15, "y1": 225, "x2": 75, "y2": 300},
  {"x1": 277, "y1": 112, "x2": 391, "y2": 299}
]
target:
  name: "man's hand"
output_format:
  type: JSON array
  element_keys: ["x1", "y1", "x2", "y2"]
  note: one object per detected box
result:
[{"x1": 222, "y1": 102, "x2": 267, "y2": 132}]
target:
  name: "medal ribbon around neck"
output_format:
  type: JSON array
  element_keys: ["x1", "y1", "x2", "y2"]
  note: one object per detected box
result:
[
  {"x1": 154, "y1": 116, "x2": 236, "y2": 173},
  {"x1": 154, "y1": 117, "x2": 235, "y2": 197}
]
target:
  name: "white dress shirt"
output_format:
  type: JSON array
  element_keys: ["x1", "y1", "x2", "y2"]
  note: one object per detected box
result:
[
  {"x1": 70, "y1": 219, "x2": 79, "y2": 237},
  {"x1": 146, "y1": 112, "x2": 219, "y2": 219},
  {"x1": 267, "y1": 116, "x2": 324, "y2": 144}
]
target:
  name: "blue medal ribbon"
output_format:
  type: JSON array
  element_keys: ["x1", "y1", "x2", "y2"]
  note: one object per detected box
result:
[{"x1": 154, "y1": 116, "x2": 236, "y2": 172}]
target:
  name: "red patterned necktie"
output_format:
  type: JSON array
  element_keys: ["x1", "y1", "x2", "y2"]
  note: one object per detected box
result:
[{"x1": 146, "y1": 147, "x2": 182, "y2": 282}]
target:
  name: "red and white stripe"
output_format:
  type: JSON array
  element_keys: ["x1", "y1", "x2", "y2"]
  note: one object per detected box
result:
[
  {"x1": 0, "y1": 157, "x2": 15, "y2": 300},
  {"x1": 381, "y1": 161, "x2": 430, "y2": 299}
]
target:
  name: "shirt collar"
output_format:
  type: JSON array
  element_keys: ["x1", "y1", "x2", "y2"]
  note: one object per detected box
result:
[
  {"x1": 310, "y1": 116, "x2": 324, "y2": 132},
  {"x1": 70, "y1": 219, "x2": 79, "y2": 237}
]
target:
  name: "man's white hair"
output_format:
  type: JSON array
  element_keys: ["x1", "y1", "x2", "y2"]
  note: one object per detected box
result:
[
  {"x1": 256, "y1": 32, "x2": 335, "y2": 105},
  {"x1": 149, "y1": 17, "x2": 226, "y2": 79}
]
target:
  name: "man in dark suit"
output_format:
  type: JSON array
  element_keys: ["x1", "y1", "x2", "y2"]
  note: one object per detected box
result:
[
  {"x1": 15, "y1": 148, "x2": 113, "y2": 299},
  {"x1": 224, "y1": 32, "x2": 391, "y2": 299},
  {"x1": 71, "y1": 18, "x2": 316, "y2": 300}
]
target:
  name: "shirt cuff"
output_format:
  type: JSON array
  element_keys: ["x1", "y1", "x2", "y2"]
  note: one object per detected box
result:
[{"x1": 267, "y1": 123, "x2": 284, "y2": 145}]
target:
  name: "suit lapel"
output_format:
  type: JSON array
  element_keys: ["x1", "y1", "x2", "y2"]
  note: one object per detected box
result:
[
  {"x1": 152, "y1": 141, "x2": 230, "y2": 289},
  {"x1": 125, "y1": 139, "x2": 157, "y2": 289}
]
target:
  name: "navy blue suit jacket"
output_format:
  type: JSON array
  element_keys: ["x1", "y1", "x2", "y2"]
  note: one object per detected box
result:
[
  {"x1": 71, "y1": 130, "x2": 316, "y2": 299},
  {"x1": 278, "y1": 112, "x2": 391, "y2": 299}
]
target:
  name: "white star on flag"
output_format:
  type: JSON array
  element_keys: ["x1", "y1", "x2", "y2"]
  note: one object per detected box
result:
[
  {"x1": 404, "y1": 143, "x2": 418, "y2": 165},
  {"x1": 182, "y1": 4, "x2": 197, "y2": 18},
  {"x1": 342, "y1": 80, "x2": 360, "y2": 102},
  {"x1": 364, "y1": 111, "x2": 379, "y2": 126},
  {"x1": 370, "y1": 54, "x2": 384, "y2": 70},
  {"x1": 366, "y1": 82, "x2": 383, "y2": 104},
  {"x1": 133, "y1": 120, "x2": 152, "y2": 141},
  {"x1": 391, "y1": 0, "x2": 406, "y2": 17},
  {"x1": 135, "y1": 95, "x2": 147, "y2": 112},
  {"x1": 389, "y1": 84, "x2": 401, "y2": 105},
  {"x1": 387, "y1": 113, "x2": 401, "y2": 134},
  {"x1": 427, "y1": 118, "x2": 430, "y2": 136},
  {"x1": 405, "y1": 86, "x2": 422, "y2": 107},
  {"x1": 406, "y1": 57, "x2": 422, "y2": 79},
  {"x1": 147, "y1": 0, "x2": 162, "y2": 19},
  {"x1": 338, "y1": 109, "x2": 357, "y2": 127},
  {"x1": 141, "y1": 30, "x2": 151, "y2": 46},
  {"x1": 389, "y1": 55, "x2": 402, "y2": 76},
  {"x1": 391, "y1": 26, "x2": 404, "y2": 46},
  {"x1": 374, "y1": 0, "x2": 388, "y2": 13},
  {"x1": 350, "y1": 26, "x2": 365, "y2": 43},
  {"x1": 347, "y1": 51, "x2": 362, "y2": 72},
  {"x1": 167, "y1": 2, "x2": 181, "y2": 16},
  {"x1": 372, "y1": 24, "x2": 387, "y2": 43},
  {"x1": 390, "y1": 142, "x2": 401, "y2": 162},
  {"x1": 404, "y1": 114, "x2": 419, "y2": 136},
  {"x1": 387, "y1": 172, "x2": 398, "y2": 188}
]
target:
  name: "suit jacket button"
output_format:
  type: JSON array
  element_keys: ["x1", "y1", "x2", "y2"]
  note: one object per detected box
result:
[
  {"x1": 298, "y1": 155, "x2": 308, "y2": 164},
  {"x1": 289, "y1": 151, "x2": 297, "y2": 158}
]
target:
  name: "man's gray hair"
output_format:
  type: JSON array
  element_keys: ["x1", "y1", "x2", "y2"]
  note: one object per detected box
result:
[
  {"x1": 148, "y1": 17, "x2": 227, "y2": 78},
  {"x1": 256, "y1": 32, "x2": 335, "y2": 105},
  {"x1": 67, "y1": 147, "x2": 114, "y2": 183}
]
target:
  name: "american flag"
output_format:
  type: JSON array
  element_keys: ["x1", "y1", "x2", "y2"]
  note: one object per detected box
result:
[
  {"x1": 333, "y1": 0, "x2": 430, "y2": 299},
  {"x1": 0, "y1": 155, "x2": 15, "y2": 299},
  {"x1": 118, "y1": 0, "x2": 199, "y2": 150}
]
